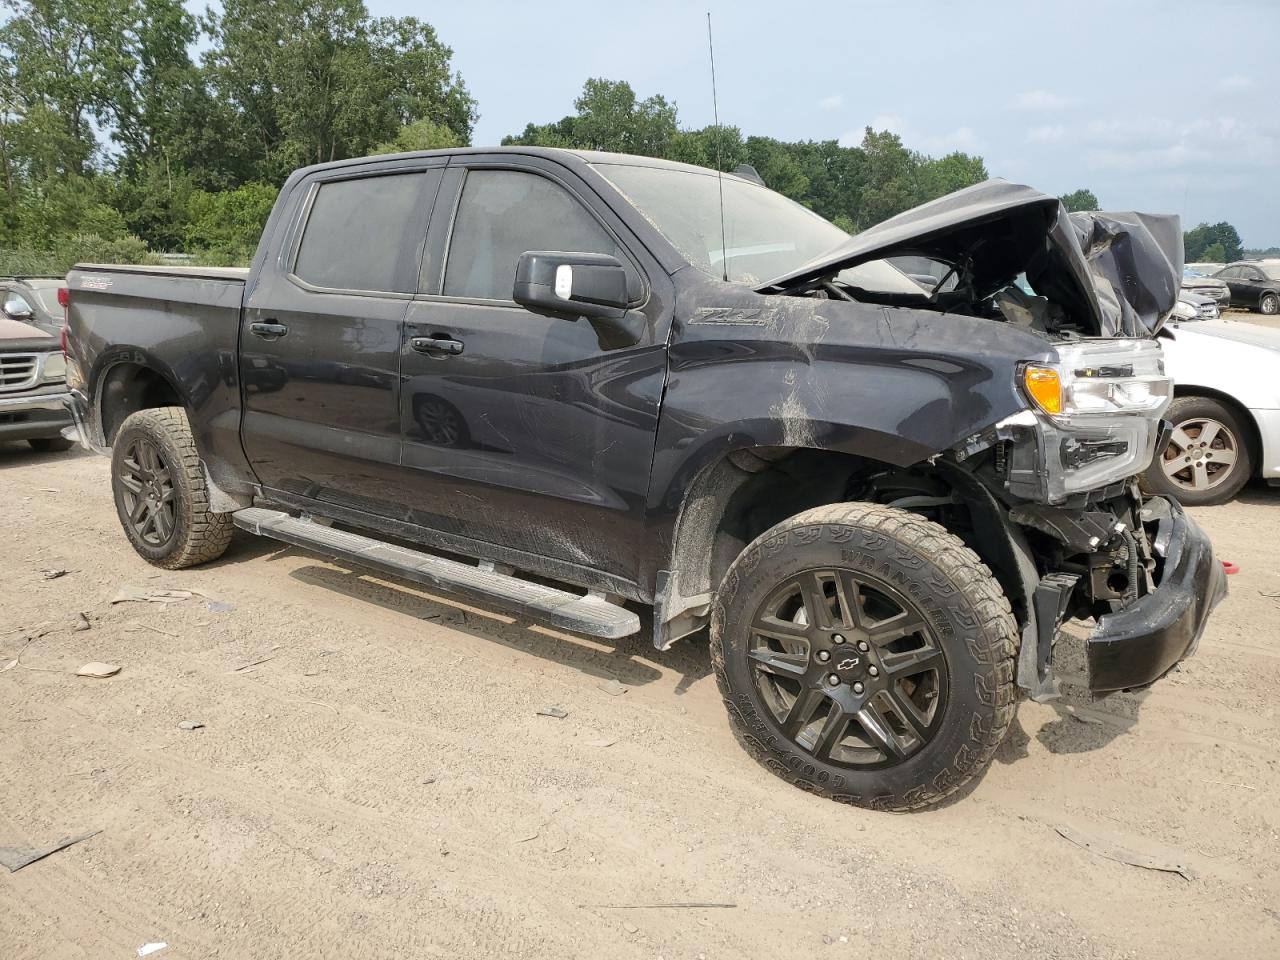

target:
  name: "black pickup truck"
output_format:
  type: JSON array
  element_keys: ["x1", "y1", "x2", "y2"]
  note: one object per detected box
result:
[{"x1": 65, "y1": 147, "x2": 1225, "y2": 810}]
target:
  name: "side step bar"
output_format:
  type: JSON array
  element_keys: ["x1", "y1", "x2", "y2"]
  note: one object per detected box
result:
[{"x1": 232, "y1": 507, "x2": 640, "y2": 640}]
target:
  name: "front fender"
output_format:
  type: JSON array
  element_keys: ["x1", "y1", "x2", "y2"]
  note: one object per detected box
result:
[{"x1": 645, "y1": 286, "x2": 1056, "y2": 524}]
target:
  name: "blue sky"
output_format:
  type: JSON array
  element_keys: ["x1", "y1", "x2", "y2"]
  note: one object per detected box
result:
[{"x1": 377, "y1": 0, "x2": 1280, "y2": 246}]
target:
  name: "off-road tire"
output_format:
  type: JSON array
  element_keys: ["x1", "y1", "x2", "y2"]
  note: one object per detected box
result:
[
  {"x1": 28, "y1": 437, "x2": 74, "y2": 453},
  {"x1": 1140, "y1": 396, "x2": 1253, "y2": 506},
  {"x1": 711, "y1": 502, "x2": 1018, "y2": 812},
  {"x1": 110, "y1": 406, "x2": 234, "y2": 569}
]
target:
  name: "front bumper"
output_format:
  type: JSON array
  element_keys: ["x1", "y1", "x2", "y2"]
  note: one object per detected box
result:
[
  {"x1": 0, "y1": 390, "x2": 73, "y2": 441},
  {"x1": 1087, "y1": 500, "x2": 1226, "y2": 694}
]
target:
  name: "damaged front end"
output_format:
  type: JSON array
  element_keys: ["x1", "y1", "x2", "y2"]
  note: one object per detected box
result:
[{"x1": 757, "y1": 179, "x2": 1225, "y2": 699}]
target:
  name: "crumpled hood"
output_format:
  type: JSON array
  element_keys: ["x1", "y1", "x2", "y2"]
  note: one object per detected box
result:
[{"x1": 757, "y1": 179, "x2": 1183, "y2": 337}]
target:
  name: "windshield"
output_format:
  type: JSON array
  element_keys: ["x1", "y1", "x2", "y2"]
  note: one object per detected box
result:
[{"x1": 595, "y1": 162, "x2": 921, "y2": 295}]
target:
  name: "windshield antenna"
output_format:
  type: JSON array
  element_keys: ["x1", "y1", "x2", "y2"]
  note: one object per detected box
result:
[{"x1": 707, "y1": 11, "x2": 729, "y2": 282}]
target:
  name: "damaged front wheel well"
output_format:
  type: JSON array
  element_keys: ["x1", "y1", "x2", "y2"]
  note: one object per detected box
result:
[{"x1": 657, "y1": 447, "x2": 1030, "y2": 648}]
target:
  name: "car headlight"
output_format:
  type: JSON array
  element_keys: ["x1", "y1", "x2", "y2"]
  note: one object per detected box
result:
[
  {"x1": 40, "y1": 351, "x2": 66, "y2": 383},
  {"x1": 1017, "y1": 340, "x2": 1172, "y2": 500}
]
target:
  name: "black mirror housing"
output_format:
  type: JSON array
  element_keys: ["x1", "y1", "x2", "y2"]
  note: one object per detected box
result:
[{"x1": 513, "y1": 251, "x2": 631, "y2": 320}]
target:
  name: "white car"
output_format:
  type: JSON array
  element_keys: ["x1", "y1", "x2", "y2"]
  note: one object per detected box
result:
[{"x1": 1142, "y1": 306, "x2": 1280, "y2": 504}]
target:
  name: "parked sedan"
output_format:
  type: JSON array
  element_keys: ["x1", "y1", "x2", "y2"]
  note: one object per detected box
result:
[
  {"x1": 1212, "y1": 261, "x2": 1280, "y2": 315},
  {"x1": 1141, "y1": 306, "x2": 1280, "y2": 504},
  {"x1": 1181, "y1": 267, "x2": 1229, "y2": 308}
]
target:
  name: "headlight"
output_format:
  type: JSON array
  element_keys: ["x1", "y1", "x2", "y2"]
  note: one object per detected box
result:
[
  {"x1": 40, "y1": 352, "x2": 66, "y2": 383},
  {"x1": 1017, "y1": 340, "x2": 1172, "y2": 500}
]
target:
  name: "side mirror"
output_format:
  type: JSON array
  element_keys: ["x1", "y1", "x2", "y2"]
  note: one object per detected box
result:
[
  {"x1": 513, "y1": 251, "x2": 644, "y2": 348},
  {"x1": 513, "y1": 251, "x2": 631, "y2": 320},
  {"x1": 3, "y1": 295, "x2": 33, "y2": 320}
]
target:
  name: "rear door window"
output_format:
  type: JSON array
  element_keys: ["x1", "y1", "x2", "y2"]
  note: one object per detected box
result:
[
  {"x1": 293, "y1": 172, "x2": 434, "y2": 294},
  {"x1": 442, "y1": 169, "x2": 623, "y2": 301}
]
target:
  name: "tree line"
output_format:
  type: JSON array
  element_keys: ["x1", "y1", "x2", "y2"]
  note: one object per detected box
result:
[{"x1": 0, "y1": 1, "x2": 1249, "y2": 274}]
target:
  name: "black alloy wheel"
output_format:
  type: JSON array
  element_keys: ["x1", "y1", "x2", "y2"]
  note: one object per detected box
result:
[
  {"x1": 116, "y1": 435, "x2": 177, "y2": 547},
  {"x1": 747, "y1": 568, "x2": 949, "y2": 769}
]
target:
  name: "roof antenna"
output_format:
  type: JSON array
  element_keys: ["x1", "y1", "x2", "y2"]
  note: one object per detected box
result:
[{"x1": 707, "y1": 11, "x2": 729, "y2": 282}]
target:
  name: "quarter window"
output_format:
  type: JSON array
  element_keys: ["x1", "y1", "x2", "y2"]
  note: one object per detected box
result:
[
  {"x1": 294, "y1": 173, "x2": 433, "y2": 293},
  {"x1": 443, "y1": 170, "x2": 623, "y2": 301}
]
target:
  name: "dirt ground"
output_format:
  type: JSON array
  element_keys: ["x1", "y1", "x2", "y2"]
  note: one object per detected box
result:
[{"x1": 3, "y1": 423, "x2": 1279, "y2": 958}]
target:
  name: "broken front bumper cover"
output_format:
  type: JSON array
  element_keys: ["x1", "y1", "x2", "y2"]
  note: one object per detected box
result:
[{"x1": 1087, "y1": 500, "x2": 1226, "y2": 694}]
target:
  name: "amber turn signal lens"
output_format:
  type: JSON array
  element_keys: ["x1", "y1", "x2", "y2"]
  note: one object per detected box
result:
[{"x1": 1023, "y1": 366, "x2": 1063, "y2": 414}]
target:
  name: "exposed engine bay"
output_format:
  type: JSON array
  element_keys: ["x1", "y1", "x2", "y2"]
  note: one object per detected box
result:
[{"x1": 758, "y1": 179, "x2": 1185, "y2": 339}]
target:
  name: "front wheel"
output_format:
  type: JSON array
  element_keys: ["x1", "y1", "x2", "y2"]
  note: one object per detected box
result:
[
  {"x1": 711, "y1": 502, "x2": 1017, "y2": 811},
  {"x1": 110, "y1": 406, "x2": 234, "y2": 569}
]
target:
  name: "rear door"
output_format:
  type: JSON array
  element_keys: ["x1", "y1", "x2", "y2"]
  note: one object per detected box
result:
[
  {"x1": 395, "y1": 157, "x2": 672, "y2": 582},
  {"x1": 239, "y1": 162, "x2": 443, "y2": 516}
]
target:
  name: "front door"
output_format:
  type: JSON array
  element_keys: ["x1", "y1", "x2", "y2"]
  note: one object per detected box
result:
[
  {"x1": 396, "y1": 161, "x2": 670, "y2": 582},
  {"x1": 240, "y1": 166, "x2": 441, "y2": 516}
]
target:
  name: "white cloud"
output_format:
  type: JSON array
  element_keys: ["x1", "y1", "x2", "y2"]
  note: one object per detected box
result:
[
  {"x1": 1217, "y1": 74, "x2": 1253, "y2": 91},
  {"x1": 1012, "y1": 89, "x2": 1068, "y2": 111},
  {"x1": 1026, "y1": 124, "x2": 1065, "y2": 143},
  {"x1": 817, "y1": 94, "x2": 844, "y2": 111}
]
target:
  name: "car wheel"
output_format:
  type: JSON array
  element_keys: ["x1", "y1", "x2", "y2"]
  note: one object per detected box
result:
[
  {"x1": 711, "y1": 502, "x2": 1017, "y2": 811},
  {"x1": 110, "y1": 406, "x2": 234, "y2": 569},
  {"x1": 1140, "y1": 396, "x2": 1253, "y2": 506},
  {"x1": 1260, "y1": 292, "x2": 1279, "y2": 315},
  {"x1": 27, "y1": 437, "x2": 74, "y2": 453}
]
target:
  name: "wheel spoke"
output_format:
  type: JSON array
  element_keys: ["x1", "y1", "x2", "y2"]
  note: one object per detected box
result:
[
  {"x1": 854, "y1": 704, "x2": 906, "y2": 761},
  {"x1": 883, "y1": 686, "x2": 931, "y2": 740},
  {"x1": 782, "y1": 688, "x2": 826, "y2": 736},
  {"x1": 1197, "y1": 421, "x2": 1221, "y2": 447},
  {"x1": 832, "y1": 570, "x2": 864, "y2": 631},
  {"x1": 812, "y1": 704, "x2": 850, "y2": 760},
  {"x1": 129, "y1": 497, "x2": 148, "y2": 524},
  {"x1": 1204, "y1": 446, "x2": 1236, "y2": 466},
  {"x1": 866, "y1": 610, "x2": 928, "y2": 645},
  {"x1": 797, "y1": 572, "x2": 834, "y2": 631},
  {"x1": 881, "y1": 644, "x2": 945, "y2": 679},
  {"x1": 118, "y1": 473, "x2": 143, "y2": 495},
  {"x1": 750, "y1": 612, "x2": 810, "y2": 644},
  {"x1": 1168, "y1": 427, "x2": 1194, "y2": 453},
  {"x1": 1191, "y1": 461, "x2": 1209, "y2": 489},
  {"x1": 747, "y1": 646, "x2": 809, "y2": 679},
  {"x1": 1162, "y1": 456, "x2": 1189, "y2": 479},
  {"x1": 153, "y1": 505, "x2": 171, "y2": 541}
]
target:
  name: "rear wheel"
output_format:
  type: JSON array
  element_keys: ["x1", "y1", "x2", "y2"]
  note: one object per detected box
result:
[
  {"x1": 27, "y1": 437, "x2": 73, "y2": 453},
  {"x1": 110, "y1": 406, "x2": 233, "y2": 569},
  {"x1": 1141, "y1": 396, "x2": 1252, "y2": 506},
  {"x1": 711, "y1": 502, "x2": 1017, "y2": 811},
  {"x1": 1260, "y1": 292, "x2": 1279, "y2": 315}
]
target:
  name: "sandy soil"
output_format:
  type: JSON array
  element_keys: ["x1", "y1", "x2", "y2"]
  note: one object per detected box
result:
[{"x1": 2, "y1": 443, "x2": 1278, "y2": 960}]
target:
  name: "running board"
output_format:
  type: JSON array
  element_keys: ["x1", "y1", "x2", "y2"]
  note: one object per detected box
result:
[{"x1": 232, "y1": 507, "x2": 640, "y2": 640}]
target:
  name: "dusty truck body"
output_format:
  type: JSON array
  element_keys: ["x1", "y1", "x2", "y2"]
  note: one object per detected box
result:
[{"x1": 64, "y1": 148, "x2": 1224, "y2": 810}]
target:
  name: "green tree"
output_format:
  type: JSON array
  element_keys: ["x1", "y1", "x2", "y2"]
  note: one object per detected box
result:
[
  {"x1": 202, "y1": 0, "x2": 475, "y2": 180},
  {"x1": 917, "y1": 152, "x2": 988, "y2": 203},
  {"x1": 185, "y1": 182, "x2": 278, "y2": 261},
  {"x1": 857, "y1": 128, "x2": 919, "y2": 226},
  {"x1": 1184, "y1": 222, "x2": 1242, "y2": 263},
  {"x1": 504, "y1": 79, "x2": 678, "y2": 158},
  {"x1": 1059, "y1": 188, "x2": 1099, "y2": 212},
  {"x1": 1198, "y1": 242, "x2": 1226, "y2": 263},
  {"x1": 371, "y1": 118, "x2": 462, "y2": 155}
]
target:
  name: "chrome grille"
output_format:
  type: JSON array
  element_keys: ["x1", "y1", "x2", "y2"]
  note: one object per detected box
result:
[{"x1": 0, "y1": 353, "x2": 39, "y2": 392}]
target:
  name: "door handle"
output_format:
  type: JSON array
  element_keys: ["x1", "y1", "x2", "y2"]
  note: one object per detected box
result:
[
  {"x1": 411, "y1": 336, "x2": 464, "y2": 356},
  {"x1": 250, "y1": 321, "x2": 289, "y2": 340}
]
